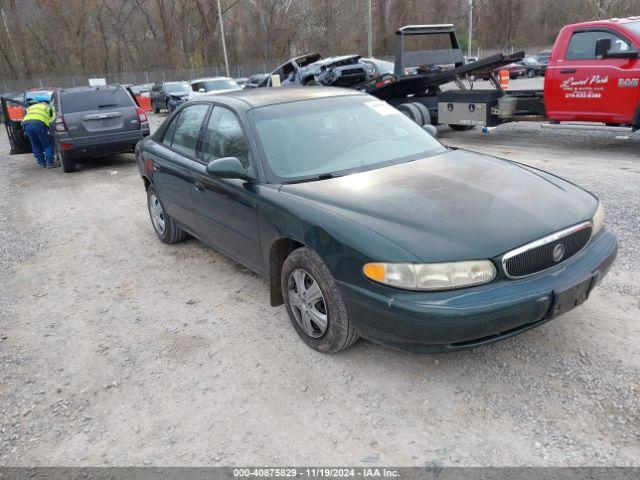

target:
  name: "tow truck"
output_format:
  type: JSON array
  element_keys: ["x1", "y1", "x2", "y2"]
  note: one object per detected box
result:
[
  {"x1": 371, "y1": 19, "x2": 640, "y2": 134},
  {"x1": 354, "y1": 24, "x2": 525, "y2": 129}
]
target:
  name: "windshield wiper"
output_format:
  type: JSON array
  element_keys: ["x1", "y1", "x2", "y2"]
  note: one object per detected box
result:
[{"x1": 284, "y1": 172, "x2": 342, "y2": 184}]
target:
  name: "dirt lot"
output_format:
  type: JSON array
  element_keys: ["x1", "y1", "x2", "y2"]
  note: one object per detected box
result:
[{"x1": 0, "y1": 105, "x2": 638, "y2": 467}]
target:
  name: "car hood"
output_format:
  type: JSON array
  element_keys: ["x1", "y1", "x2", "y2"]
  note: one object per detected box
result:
[
  {"x1": 279, "y1": 149, "x2": 597, "y2": 262},
  {"x1": 189, "y1": 88, "x2": 240, "y2": 99}
]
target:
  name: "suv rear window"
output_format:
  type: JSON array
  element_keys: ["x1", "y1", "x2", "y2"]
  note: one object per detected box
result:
[{"x1": 61, "y1": 87, "x2": 134, "y2": 114}]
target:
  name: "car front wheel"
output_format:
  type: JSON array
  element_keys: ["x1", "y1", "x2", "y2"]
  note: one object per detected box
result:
[
  {"x1": 281, "y1": 247, "x2": 358, "y2": 353},
  {"x1": 147, "y1": 186, "x2": 187, "y2": 244}
]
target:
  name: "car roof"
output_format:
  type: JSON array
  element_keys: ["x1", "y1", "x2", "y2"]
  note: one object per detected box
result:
[
  {"x1": 59, "y1": 85, "x2": 123, "y2": 93},
  {"x1": 190, "y1": 77, "x2": 234, "y2": 83},
  {"x1": 197, "y1": 86, "x2": 365, "y2": 108},
  {"x1": 568, "y1": 17, "x2": 640, "y2": 29}
]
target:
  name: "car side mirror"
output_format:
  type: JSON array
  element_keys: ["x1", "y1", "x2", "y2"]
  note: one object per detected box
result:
[
  {"x1": 206, "y1": 157, "x2": 250, "y2": 180},
  {"x1": 606, "y1": 49, "x2": 639, "y2": 59},
  {"x1": 595, "y1": 38, "x2": 612, "y2": 58},
  {"x1": 422, "y1": 124, "x2": 438, "y2": 138}
]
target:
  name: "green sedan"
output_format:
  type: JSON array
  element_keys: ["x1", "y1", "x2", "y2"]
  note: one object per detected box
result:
[{"x1": 135, "y1": 87, "x2": 617, "y2": 353}]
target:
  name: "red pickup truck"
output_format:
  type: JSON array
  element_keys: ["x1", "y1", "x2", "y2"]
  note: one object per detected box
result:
[
  {"x1": 544, "y1": 17, "x2": 640, "y2": 125},
  {"x1": 437, "y1": 17, "x2": 640, "y2": 132}
]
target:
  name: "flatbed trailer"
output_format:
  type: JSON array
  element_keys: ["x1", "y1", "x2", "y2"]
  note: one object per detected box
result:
[{"x1": 352, "y1": 25, "x2": 533, "y2": 128}]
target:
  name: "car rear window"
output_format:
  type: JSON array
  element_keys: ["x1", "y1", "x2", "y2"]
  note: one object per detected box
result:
[{"x1": 61, "y1": 88, "x2": 134, "y2": 113}]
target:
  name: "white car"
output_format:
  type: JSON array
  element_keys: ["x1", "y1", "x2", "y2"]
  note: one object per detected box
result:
[{"x1": 188, "y1": 77, "x2": 241, "y2": 99}]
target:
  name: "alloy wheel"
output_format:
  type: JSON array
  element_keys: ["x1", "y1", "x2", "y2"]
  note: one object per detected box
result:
[
  {"x1": 287, "y1": 268, "x2": 328, "y2": 338},
  {"x1": 149, "y1": 193, "x2": 166, "y2": 235}
]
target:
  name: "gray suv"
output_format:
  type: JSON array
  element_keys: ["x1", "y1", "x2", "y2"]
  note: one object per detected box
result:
[{"x1": 53, "y1": 85, "x2": 150, "y2": 173}]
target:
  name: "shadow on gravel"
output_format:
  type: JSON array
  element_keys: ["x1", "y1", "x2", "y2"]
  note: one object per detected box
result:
[{"x1": 65, "y1": 153, "x2": 137, "y2": 172}]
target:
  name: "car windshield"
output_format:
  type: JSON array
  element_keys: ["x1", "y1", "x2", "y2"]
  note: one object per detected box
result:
[
  {"x1": 203, "y1": 79, "x2": 239, "y2": 91},
  {"x1": 165, "y1": 82, "x2": 189, "y2": 94},
  {"x1": 61, "y1": 87, "x2": 133, "y2": 113},
  {"x1": 250, "y1": 95, "x2": 446, "y2": 182}
]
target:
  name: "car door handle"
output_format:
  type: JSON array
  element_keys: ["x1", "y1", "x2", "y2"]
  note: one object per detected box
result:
[
  {"x1": 560, "y1": 69, "x2": 577, "y2": 74},
  {"x1": 194, "y1": 181, "x2": 205, "y2": 192}
]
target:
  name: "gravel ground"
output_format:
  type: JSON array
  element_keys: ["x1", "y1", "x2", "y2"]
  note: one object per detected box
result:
[{"x1": 0, "y1": 109, "x2": 638, "y2": 467}]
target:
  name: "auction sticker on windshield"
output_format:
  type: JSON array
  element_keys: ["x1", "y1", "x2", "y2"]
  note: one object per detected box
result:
[{"x1": 365, "y1": 100, "x2": 400, "y2": 116}]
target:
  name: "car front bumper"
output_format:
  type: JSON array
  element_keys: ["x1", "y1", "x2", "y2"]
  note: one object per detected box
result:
[{"x1": 338, "y1": 229, "x2": 618, "y2": 352}]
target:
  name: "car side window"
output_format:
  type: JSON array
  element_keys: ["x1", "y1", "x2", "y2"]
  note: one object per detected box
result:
[
  {"x1": 566, "y1": 30, "x2": 631, "y2": 60},
  {"x1": 163, "y1": 104, "x2": 210, "y2": 157},
  {"x1": 200, "y1": 106, "x2": 251, "y2": 171},
  {"x1": 161, "y1": 112, "x2": 179, "y2": 147}
]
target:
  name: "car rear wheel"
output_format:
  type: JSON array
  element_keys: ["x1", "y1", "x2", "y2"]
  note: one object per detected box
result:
[
  {"x1": 281, "y1": 247, "x2": 358, "y2": 353},
  {"x1": 58, "y1": 151, "x2": 76, "y2": 173},
  {"x1": 527, "y1": 69, "x2": 536, "y2": 78},
  {"x1": 147, "y1": 186, "x2": 187, "y2": 244},
  {"x1": 396, "y1": 102, "x2": 423, "y2": 126},
  {"x1": 409, "y1": 102, "x2": 431, "y2": 126}
]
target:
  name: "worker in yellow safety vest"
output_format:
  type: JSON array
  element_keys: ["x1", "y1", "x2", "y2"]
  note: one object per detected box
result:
[{"x1": 22, "y1": 96, "x2": 58, "y2": 168}]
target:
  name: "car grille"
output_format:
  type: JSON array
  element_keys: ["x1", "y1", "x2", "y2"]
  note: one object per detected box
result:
[{"x1": 502, "y1": 222, "x2": 593, "y2": 278}]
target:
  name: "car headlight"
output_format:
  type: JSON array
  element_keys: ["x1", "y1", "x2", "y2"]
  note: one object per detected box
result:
[
  {"x1": 363, "y1": 260, "x2": 497, "y2": 291},
  {"x1": 592, "y1": 202, "x2": 605, "y2": 235}
]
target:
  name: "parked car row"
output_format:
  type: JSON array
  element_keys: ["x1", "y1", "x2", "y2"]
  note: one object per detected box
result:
[
  {"x1": 471, "y1": 53, "x2": 548, "y2": 81},
  {"x1": 0, "y1": 39, "x2": 617, "y2": 355}
]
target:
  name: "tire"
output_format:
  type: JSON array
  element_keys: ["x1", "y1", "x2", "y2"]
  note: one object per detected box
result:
[
  {"x1": 281, "y1": 247, "x2": 358, "y2": 353},
  {"x1": 147, "y1": 186, "x2": 187, "y2": 244},
  {"x1": 449, "y1": 124, "x2": 475, "y2": 131},
  {"x1": 152, "y1": 101, "x2": 160, "y2": 114},
  {"x1": 59, "y1": 151, "x2": 76, "y2": 173},
  {"x1": 410, "y1": 102, "x2": 431, "y2": 126},
  {"x1": 396, "y1": 102, "x2": 422, "y2": 125},
  {"x1": 527, "y1": 69, "x2": 536, "y2": 78}
]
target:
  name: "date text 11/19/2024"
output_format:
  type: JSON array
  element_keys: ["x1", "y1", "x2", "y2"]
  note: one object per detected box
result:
[{"x1": 233, "y1": 468, "x2": 400, "y2": 478}]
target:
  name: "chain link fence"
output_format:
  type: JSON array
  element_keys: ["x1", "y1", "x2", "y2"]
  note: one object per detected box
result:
[{"x1": 0, "y1": 62, "x2": 284, "y2": 93}]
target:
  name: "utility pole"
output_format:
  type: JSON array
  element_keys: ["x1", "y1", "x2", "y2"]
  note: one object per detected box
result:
[
  {"x1": 217, "y1": 0, "x2": 230, "y2": 77},
  {"x1": 366, "y1": 0, "x2": 373, "y2": 57},
  {"x1": 467, "y1": 0, "x2": 473, "y2": 59}
]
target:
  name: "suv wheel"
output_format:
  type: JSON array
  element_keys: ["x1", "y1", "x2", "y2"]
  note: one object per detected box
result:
[
  {"x1": 147, "y1": 187, "x2": 187, "y2": 244},
  {"x1": 281, "y1": 247, "x2": 358, "y2": 353},
  {"x1": 58, "y1": 151, "x2": 76, "y2": 173}
]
